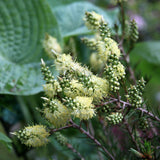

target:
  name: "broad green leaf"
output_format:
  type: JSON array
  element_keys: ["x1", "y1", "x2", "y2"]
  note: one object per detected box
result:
[
  {"x1": 47, "y1": 0, "x2": 84, "y2": 8},
  {"x1": 130, "y1": 42, "x2": 160, "y2": 84},
  {"x1": 0, "y1": 0, "x2": 61, "y2": 95},
  {"x1": 131, "y1": 41, "x2": 160, "y2": 65},
  {"x1": 52, "y1": 1, "x2": 119, "y2": 38}
]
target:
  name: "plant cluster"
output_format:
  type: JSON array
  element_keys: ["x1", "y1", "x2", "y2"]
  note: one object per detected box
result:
[{"x1": 13, "y1": 1, "x2": 160, "y2": 159}]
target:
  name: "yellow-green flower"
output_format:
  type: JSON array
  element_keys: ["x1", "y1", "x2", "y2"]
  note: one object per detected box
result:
[
  {"x1": 43, "y1": 99, "x2": 71, "y2": 127},
  {"x1": 55, "y1": 53, "x2": 92, "y2": 76},
  {"x1": 16, "y1": 125, "x2": 49, "y2": 147},
  {"x1": 43, "y1": 81, "x2": 62, "y2": 98},
  {"x1": 43, "y1": 34, "x2": 62, "y2": 58},
  {"x1": 72, "y1": 96, "x2": 95, "y2": 120},
  {"x1": 63, "y1": 79, "x2": 85, "y2": 98},
  {"x1": 113, "y1": 62, "x2": 125, "y2": 79},
  {"x1": 90, "y1": 75, "x2": 109, "y2": 101},
  {"x1": 97, "y1": 38, "x2": 121, "y2": 63}
]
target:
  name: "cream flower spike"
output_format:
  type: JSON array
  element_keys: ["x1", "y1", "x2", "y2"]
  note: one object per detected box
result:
[
  {"x1": 15, "y1": 125, "x2": 50, "y2": 147},
  {"x1": 43, "y1": 34, "x2": 62, "y2": 58}
]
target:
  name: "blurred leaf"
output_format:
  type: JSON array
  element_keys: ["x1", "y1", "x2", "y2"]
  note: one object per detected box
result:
[
  {"x1": 52, "y1": 1, "x2": 119, "y2": 38},
  {"x1": 0, "y1": 132, "x2": 12, "y2": 150},
  {"x1": 131, "y1": 41, "x2": 160, "y2": 65},
  {"x1": 0, "y1": 132, "x2": 12, "y2": 143},
  {"x1": 47, "y1": 0, "x2": 84, "y2": 8},
  {"x1": 131, "y1": 56, "x2": 160, "y2": 84},
  {"x1": 130, "y1": 41, "x2": 160, "y2": 84},
  {"x1": 0, "y1": 0, "x2": 61, "y2": 95}
]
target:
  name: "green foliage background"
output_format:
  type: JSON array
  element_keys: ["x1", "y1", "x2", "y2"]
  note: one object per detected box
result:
[{"x1": 0, "y1": 0, "x2": 160, "y2": 159}]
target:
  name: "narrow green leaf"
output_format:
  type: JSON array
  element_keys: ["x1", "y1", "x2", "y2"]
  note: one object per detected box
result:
[{"x1": 0, "y1": 132, "x2": 12, "y2": 143}]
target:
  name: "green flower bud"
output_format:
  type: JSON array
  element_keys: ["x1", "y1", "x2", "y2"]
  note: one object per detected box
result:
[
  {"x1": 129, "y1": 19, "x2": 139, "y2": 43},
  {"x1": 41, "y1": 59, "x2": 54, "y2": 84},
  {"x1": 106, "y1": 112, "x2": 123, "y2": 125},
  {"x1": 54, "y1": 132, "x2": 68, "y2": 146},
  {"x1": 84, "y1": 11, "x2": 103, "y2": 30}
]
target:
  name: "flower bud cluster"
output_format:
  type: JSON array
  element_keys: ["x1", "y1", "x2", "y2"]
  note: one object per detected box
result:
[
  {"x1": 54, "y1": 132, "x2": 68, "y2": 146},
  {"x1": 138, "y1": 117, "x2": 149, "y2": 130},
  {"x1": 83, "y1": 11, "x2": 125, "y2": 93},
  {"x1": 41, "y1": 59, "x2": 55, "y2": 84},
  {"x1": 100, "y1": 105, "x2": 111, "y2": 114},
  {"x1": 72, "y1": 96, "x2": 95, "y2": 120},
  {"x1": 84, "y1": 11, "x2": 103, "y2": 30},
  {"x1": 105, "y1": 54, "x2": 125, "y2": 92},
  {"x1": 78, "y1": 73, "x2": 93, "y2": 88},
  {"x1": 81, "y1": 38, "x2": 97, "y2": 50},
  {"x1": 127, "y1": 78, "x2": 145, "y2": 108},
  {"x1": 129, "y1": 19, "x2": 139, "y2": 43},
  {"x1": 41, "y1": 34, "x2": 111, "y2": 125},
  {"x1": 15, "y1": 125, "x2": 50, "y2": 147},
  {"x1": 99, "y1": 21, "x2": 111, "y2": 39},
  {"x1": 42, "y1": 98, "x2": 71, "y2": 128},
  {"x1": 43, "y1": 34, "x2": 109, "y2": 100},
  {"x1": 83, "y1": 11, "x2": 120, "y2": 63},
  {"x1": 106, "y1": 112, "x2": 123, "y2": 125},
  {"x1": 62, "y1": 96, "x2": 95, "y2": 120}
]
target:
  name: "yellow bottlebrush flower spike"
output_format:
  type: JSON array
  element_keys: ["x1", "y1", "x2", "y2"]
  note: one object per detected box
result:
[
  {"x1": 43, "y1": 34, "x2": 62, "y2": 58},
  {"x1": 55, "y1": 53, "x2": 92, "y2": 76},
  {"x1": 43, "y1": 35, "x2": 92, "y2": 77},
  {"x1": 97, "y1": 38, "x2": 121, "y2": 63},
  {"x1": 43, "y1": 81, "x2": 62, "y2": 98},
  {"x1": 63, "y1": 79, "x2": 85, "y2": 98},
  {"x1": 16, "y1": 125, "x2": 49, "y2": 147},
  {"x1": 72, "y1": 96, "x2": 95, "y2": 120},
  {"x1": 90, "y1": 75, "x2": 109, "y2": 101},
  {"x1": 113, "y1": 62, "x2": 125, "y2": 79},
  {"x1": 43, "y1": 99, "x2": 71, "y2": 128},
  {"x1": 55, "y1": 54, "x2": 73, "y2": 74}
]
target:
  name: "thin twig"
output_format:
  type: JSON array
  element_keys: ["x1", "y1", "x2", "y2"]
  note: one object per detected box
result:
[
  {"x1": 109, "y1": 97, "x2": 160, "y2": 122},
  {"x1": 109, "y1": 97, "x2": 131, "y2": 106},
  {"x1": 137, "y1": 108, "x2": 160, "y2": 123},
  {"x1": 70, "y1": 120, "x2": 115, "y2": 160},
  {"x1": 123, "y1": 119, "x2": 140, "y2": 151},
  {"x1": 96, "y1": 99, "x2": 119, "y2": 108},
  {"x1": 49, "y1": 125, "x2": 73, "y2": 134},
  {"x1": 66, "y1": 143, "x2": 85, "y2": 160}
]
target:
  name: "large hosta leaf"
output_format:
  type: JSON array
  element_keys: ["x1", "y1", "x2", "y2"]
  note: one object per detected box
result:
[
  {"x1": 52, "y1": 1, "x2": 119, "y2": 38},
  {"x1": 47, "y1": 0, "x2": 84, "y2": 8},
  {"x1": 0, "y1": 0, "x2": 60, "y2": 95}
]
